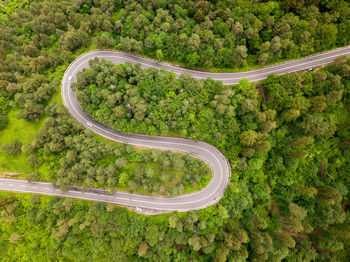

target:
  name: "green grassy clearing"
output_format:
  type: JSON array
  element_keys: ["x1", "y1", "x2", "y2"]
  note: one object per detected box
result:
[{"x1": 0, "y1": 109, "x2": 43, "y2": 174}]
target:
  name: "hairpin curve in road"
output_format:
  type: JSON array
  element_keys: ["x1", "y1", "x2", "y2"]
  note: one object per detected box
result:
[{"x1": 1, "y1": 46, "x2": 349, "y2": 213}]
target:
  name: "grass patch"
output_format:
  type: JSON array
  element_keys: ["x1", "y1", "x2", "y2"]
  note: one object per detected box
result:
[{"x1": 0, "y1": 109, "x2": 44, "y2": 174}]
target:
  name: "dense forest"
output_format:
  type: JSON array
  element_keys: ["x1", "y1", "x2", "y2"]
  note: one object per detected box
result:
[
  {"x1": 0, "y1": 0, "x2": 350, "y2": 261},
  {"x1": 1, "y1": 57, "x2": 349, "y2": 261},
  {"x1": 1, "y1": 0, "x2": 350, "y2": 130},
  {"x1": 74, "y1": 55, "x2": 350, "y2": 260}
]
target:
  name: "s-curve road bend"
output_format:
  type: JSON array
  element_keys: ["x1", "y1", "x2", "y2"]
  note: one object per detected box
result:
[{"x1": 1, "y1": 46, "x2": 350, "y2": 213}]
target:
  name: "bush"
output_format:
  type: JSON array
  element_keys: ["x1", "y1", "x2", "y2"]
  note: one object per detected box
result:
[{"x1": 1, "y1": 140, "x2": 22, "y2": 155}]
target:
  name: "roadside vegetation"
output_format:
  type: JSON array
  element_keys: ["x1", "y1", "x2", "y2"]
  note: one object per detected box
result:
[
  {"x1": 0, "y1": 0, "x2": 349, "y2": 261},
  {"x1": 25, "y1": 103, "x2": 210, "y2": 196}
]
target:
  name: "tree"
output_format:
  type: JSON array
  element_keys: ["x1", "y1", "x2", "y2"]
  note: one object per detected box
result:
[
  {"x1": 282, "y1": 109, "x2": 300, "y2": 122},
  {"x1": 26, "y1": 154, "x2": 40, "y2": 167},
  {"x1": 214, "y1": 243, "x2": 230, "y2": 262},
  {"x1": 288, "y1": 137, "x2": 314, "y2": 147},
  {"x1": 94, "y1": 33, "x2": 116, "y2": 48},
  {"x1": 120, "y1": 37, "x2": 133, "y2": 52},
  {"x1": 298, "y1": 114, "x2": 333, "y2": 137},
  {"x1": 240, "y1": 99, "x2": 258, "y2": 114},
  {"x1": 252, "y1": 216, "x2": 268, "y2": 230},
  {"x1": 234, "y1": 46, "x2": 248, "y2": 67},
  {"x1": 118, "y1": 172, "x2": 129, "y2": 187},
  {"x1": 289, "y1": 203, "x2": 307, "y2": 220},
  {"x1": 271, "y1": 36, "x2": 282, "y2": 54},
  {"x1": 188, "y1": 34, "x2": 201, "y2": 51},
  {"x1": 314, "y1": 71, "x2": 327, "y2": 82},
  {"x1": 188, "y1": 235, "x2": 202, "y2": 251},
  {"x1": 260, "y1": 121, "x2": 277, "y2": 133},
  {"x1": 168, "y1": 214, "x2": 179, "y2": 228},
  {"x1": 1, "y1": 140, "x2": 22, "y2": 155},
  {"x1": 187, "y1": 52, "x2": 200, "y2": 67},
  {"x1": 115, "y1": 157, "x2": 128, "y2": 168},
  {"x1": 9, "y1": 233, "x2": 22, "y2": 244},
  {"x1": 277, "y1": 233, "x2": 295, "y2": 248},
  {"x1": 218, "y1": 205, "x2": 229, "y2": 220},
  {"x1": 91, "y1": 221, "x2": 105, "y2": 238},
  {"x1": 239, "y1": 130, "x2": 259, "y2": 146},
  {"x1": 223, "y1": 231, "x2": 241, "y2": 250},
  {"x1": 145, "y1": 225, "x2": 162, "y2": 247},
  {"x1": 26, "y1": 172, "x2": 40, "y2": 182},
  {"x1": 156, "y1": 49, "x2": 163, "y2": 61},
  {"x1": 326, "y1": 90, "x2": 343, "y2": 103},
  {"x1": 317, "y1": 186, "x2": 342, "y2": 205},
  {"x1": 233, "y1": 22, "x2": 244, "y2": 35},
  {"x1": 249, "y1": 231, "x2": 268, "y2": 260},
  {"x1": 258, "y1": 53, "x2": 269, "y2": 65},
  {"x1": 254, "y1": 140, "x2": 271, "y2": 153},
  {"x1": 290, "y1": 149, "x2": 309, "y2": 160},
  {"x1": 282, "y1": 217, "x2": 303, "y2": 233},
  {"x1": 315, "y1": 24, "x2": 338, "y2": 51},
  {"x1": 52, "y1": 220, "x2": 69, "y2": 242},
  {"x1": 318, "y1": 237, "x2": 344, "y2": 253},
  {"x1": 138, "y1": 242, "x2": 148, "y2": 257},
  {"x1": 299, "y1": 187, "x2": 318, "y2": 198},
  {"x1": 310, "y1": 96, "x2": 327, "y2": 112},
  {"x1": 60, "y1": 29, "x2": 88, "y2": 51},
  {"x1": 0, "y1": 113, "x2": 8, "y2": 130}
]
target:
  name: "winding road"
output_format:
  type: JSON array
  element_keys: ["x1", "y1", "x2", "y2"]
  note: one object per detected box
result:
[{"x1": 1, "y1": 46, "x2": 350, "y2": 213}]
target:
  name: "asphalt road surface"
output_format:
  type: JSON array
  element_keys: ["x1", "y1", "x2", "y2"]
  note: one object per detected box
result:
[{"x1": 1, "y1": 46, "x2": 350, "y2": 213}]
